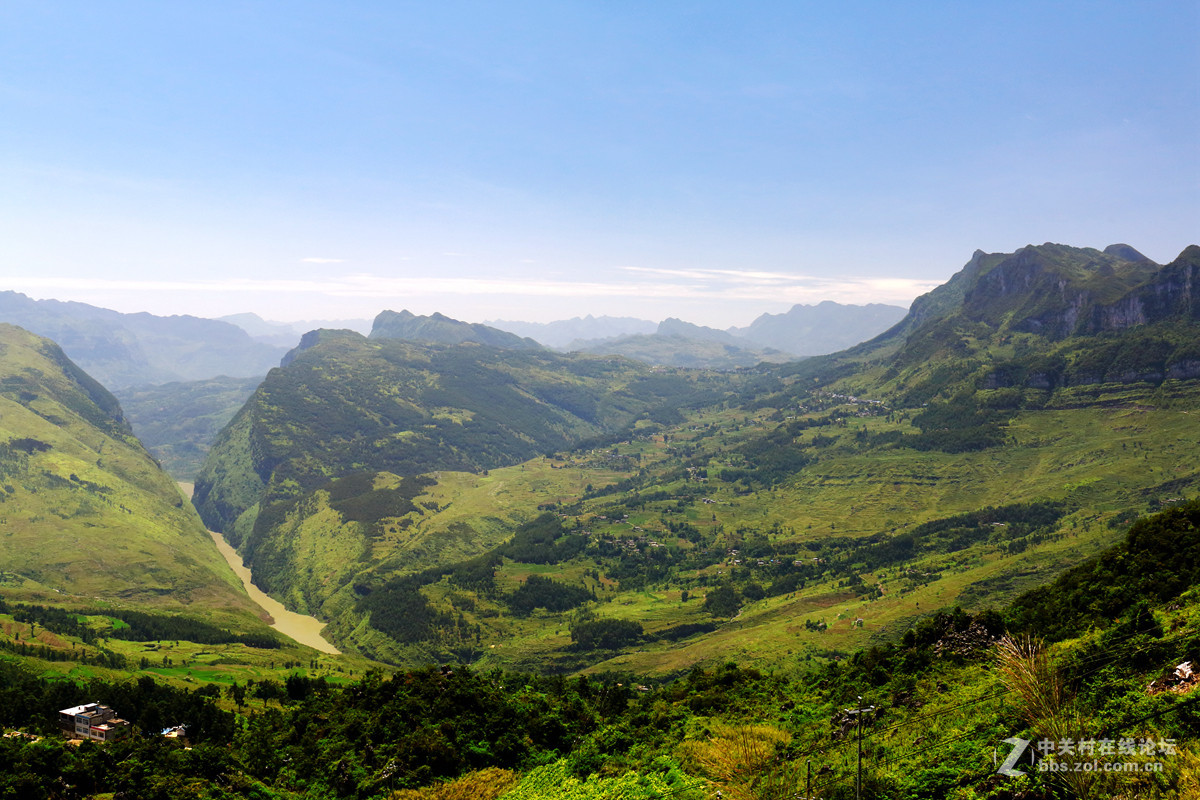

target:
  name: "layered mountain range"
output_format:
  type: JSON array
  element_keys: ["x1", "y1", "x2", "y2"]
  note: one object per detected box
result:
[
  {"x1": 3, "y1": 241, "x2": 1198, "y2": 799},
  {"x1": 490, "y1": 301, "x2": 909, "y2": 366},
  {"x1": 186, "y1": 241, "x2": 1200, "y2": 668},
  {"x1": 0, "y1": 292, "x2": 289, "y2": 389}
]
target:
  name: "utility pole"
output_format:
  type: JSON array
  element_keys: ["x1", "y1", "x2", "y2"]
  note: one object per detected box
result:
[{"x1": 845, "y1": 696, "x2": 875, "y2": 800}]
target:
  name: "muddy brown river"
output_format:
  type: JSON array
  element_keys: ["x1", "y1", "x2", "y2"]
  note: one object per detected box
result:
[{"x1": 179, "y1": 483, "x2": 340, "y2": 654}]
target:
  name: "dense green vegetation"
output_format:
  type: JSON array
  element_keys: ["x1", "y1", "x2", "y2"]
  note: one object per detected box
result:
[
  {"x1": 3, "y1": 501, "x2": 1199, "y2": 798},
  {"x1": 0, "y1": 599, "x2": 279, "y2": 649},
  {"x1": 1008, "y1": 498, "x2": 1200, "y2": 641}
]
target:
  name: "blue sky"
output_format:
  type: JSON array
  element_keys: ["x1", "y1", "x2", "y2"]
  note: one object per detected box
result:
[{"x1": 1, "y1": 1, "x2": 1196, "y2": 327}]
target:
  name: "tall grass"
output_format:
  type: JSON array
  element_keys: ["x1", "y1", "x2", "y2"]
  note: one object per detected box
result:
[{"x1": 995, "y1": 634, "x2": 1093, "y2": 798}]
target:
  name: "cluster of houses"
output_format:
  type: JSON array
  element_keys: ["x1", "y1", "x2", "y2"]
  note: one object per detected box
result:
[
  {"x1": 53, "y1": 703, "x2": 188, "y2": 744},
  {"x1": 58, "y1": 703, "x2": 131, "y2": 742}
]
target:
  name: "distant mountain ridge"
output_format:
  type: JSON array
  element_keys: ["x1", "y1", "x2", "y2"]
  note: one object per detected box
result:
[
  {"x1": 369, "y1": 309, "x2": 542, "y2": 349},
  {"x1": 492, "y1": 303, "x2": 909, "y2": 368},
  {"x1": 488, "y1": 315, "x2": 657, "y2": 348},
  {"x1": 572, "y1": 318, "x2": 794, "y2": 369},
  {"x1": 731, "y1": 300, "x2": 908, "y2": 355},
  {"x1": 220, "y1": 313, "x2": 373, "y2": 347},
  {"x1": 0, "y1": 291, "x2": 289, "y2": 389}
]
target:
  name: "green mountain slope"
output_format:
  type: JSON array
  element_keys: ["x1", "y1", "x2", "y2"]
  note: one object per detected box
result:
[
  {"x1": 0, "y1": 324, "x2": 256, "y2": 616},
  {"x1": 190, "y1": 242, "x2": 1200, "y2": 675},
  {"x1": 193, "y1": 332, "x2": 730, "y2": 593},
  {"x1": 805, "y1": 243, "x2": 1196, "y2": 374}
]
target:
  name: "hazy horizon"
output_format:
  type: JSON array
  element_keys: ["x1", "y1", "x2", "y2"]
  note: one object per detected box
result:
[{"x1": 4, "y1": 287, "x2": 919, "y2": 333}]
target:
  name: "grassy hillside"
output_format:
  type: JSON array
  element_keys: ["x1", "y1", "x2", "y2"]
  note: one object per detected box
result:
[
  {"x1": 193, "y1": 332, "x2": 730, "y2": 562},
  {"x1": 0, "y1": 325, "x2": 252, "y2": 612}
]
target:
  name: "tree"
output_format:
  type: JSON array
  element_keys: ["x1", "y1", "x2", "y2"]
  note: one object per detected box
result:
[
  {"x1": 570, "y1": 619, "x2": 643, "y2": 650},
  {"x1": 704, "y1": 585, "x2": 741, "y2": 617}
]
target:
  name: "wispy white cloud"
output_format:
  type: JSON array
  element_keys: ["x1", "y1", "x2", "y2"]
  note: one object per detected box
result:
[
  {"x1": 619, "y1": 265, "x2": 941, "y2": 302},
  {"x1": 622, "y1": 266, "x2": 802, "y2": 284},
  {"x1": 301, "y1": 257, "x2": 345, "y2": 263}
]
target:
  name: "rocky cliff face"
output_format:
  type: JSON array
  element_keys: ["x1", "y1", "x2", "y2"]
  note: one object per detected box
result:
[
  {"x1": 855, "y1": 243, "x2": 1200, "y2": 398},
  {"x1": 1085, "y1": 246, "x2": 1200, "y2": 335},
  {"x1": 954, "y1": 244, "x2": 1198, "y2": 340}
]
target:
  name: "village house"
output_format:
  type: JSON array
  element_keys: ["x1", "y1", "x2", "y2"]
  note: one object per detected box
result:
[{"x1": 59, "y1": 703, "x2": 131, "y2": 742}]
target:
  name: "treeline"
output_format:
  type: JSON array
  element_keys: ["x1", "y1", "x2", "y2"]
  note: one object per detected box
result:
[
  {"x1": 0, "y1": 660, "x2": 235, "y2": 743},
  {"x1": 1008, "y1": 497, "x2": 1200, "y2": 641},
  {"x1": 508, "y1": 575, "x2": 593, "y2": 616},
  {"x1": 816, "y1": 501, "x2": 1067, "y2": 576},
  {"x1": 901, "y1": 393, "x2": 1009, "y2": 453},
  {"x1": 498, "y1": 514, "x2": 587, "y2": 564},
  {"x1": 569, "y1": 618, "x2": 643, "y2": 650},
  {"x1": 358, "y1": 514, "x2": 596, "y2": 644},
  {"x1": 324, "y1": 471, "x2": 436, "y2": 535},
  {"x1": 0, "y1": 659, "x2": 675, "y2": 798},
  {"x1": 0, "y1": 636, "x2": 127, "y2": 669},
  {"x1": 0, "y1": 599, "x2": 279, "y2": 649},
  {"x1": 102, "y1": 610, "x2": 280, "y2": 649},
  {"x1": 718, "y1": 420, "x2": 817, "y2": 488},
  {"x1": 356, "y1": 572, "x2": 457, "y2": 644}
]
